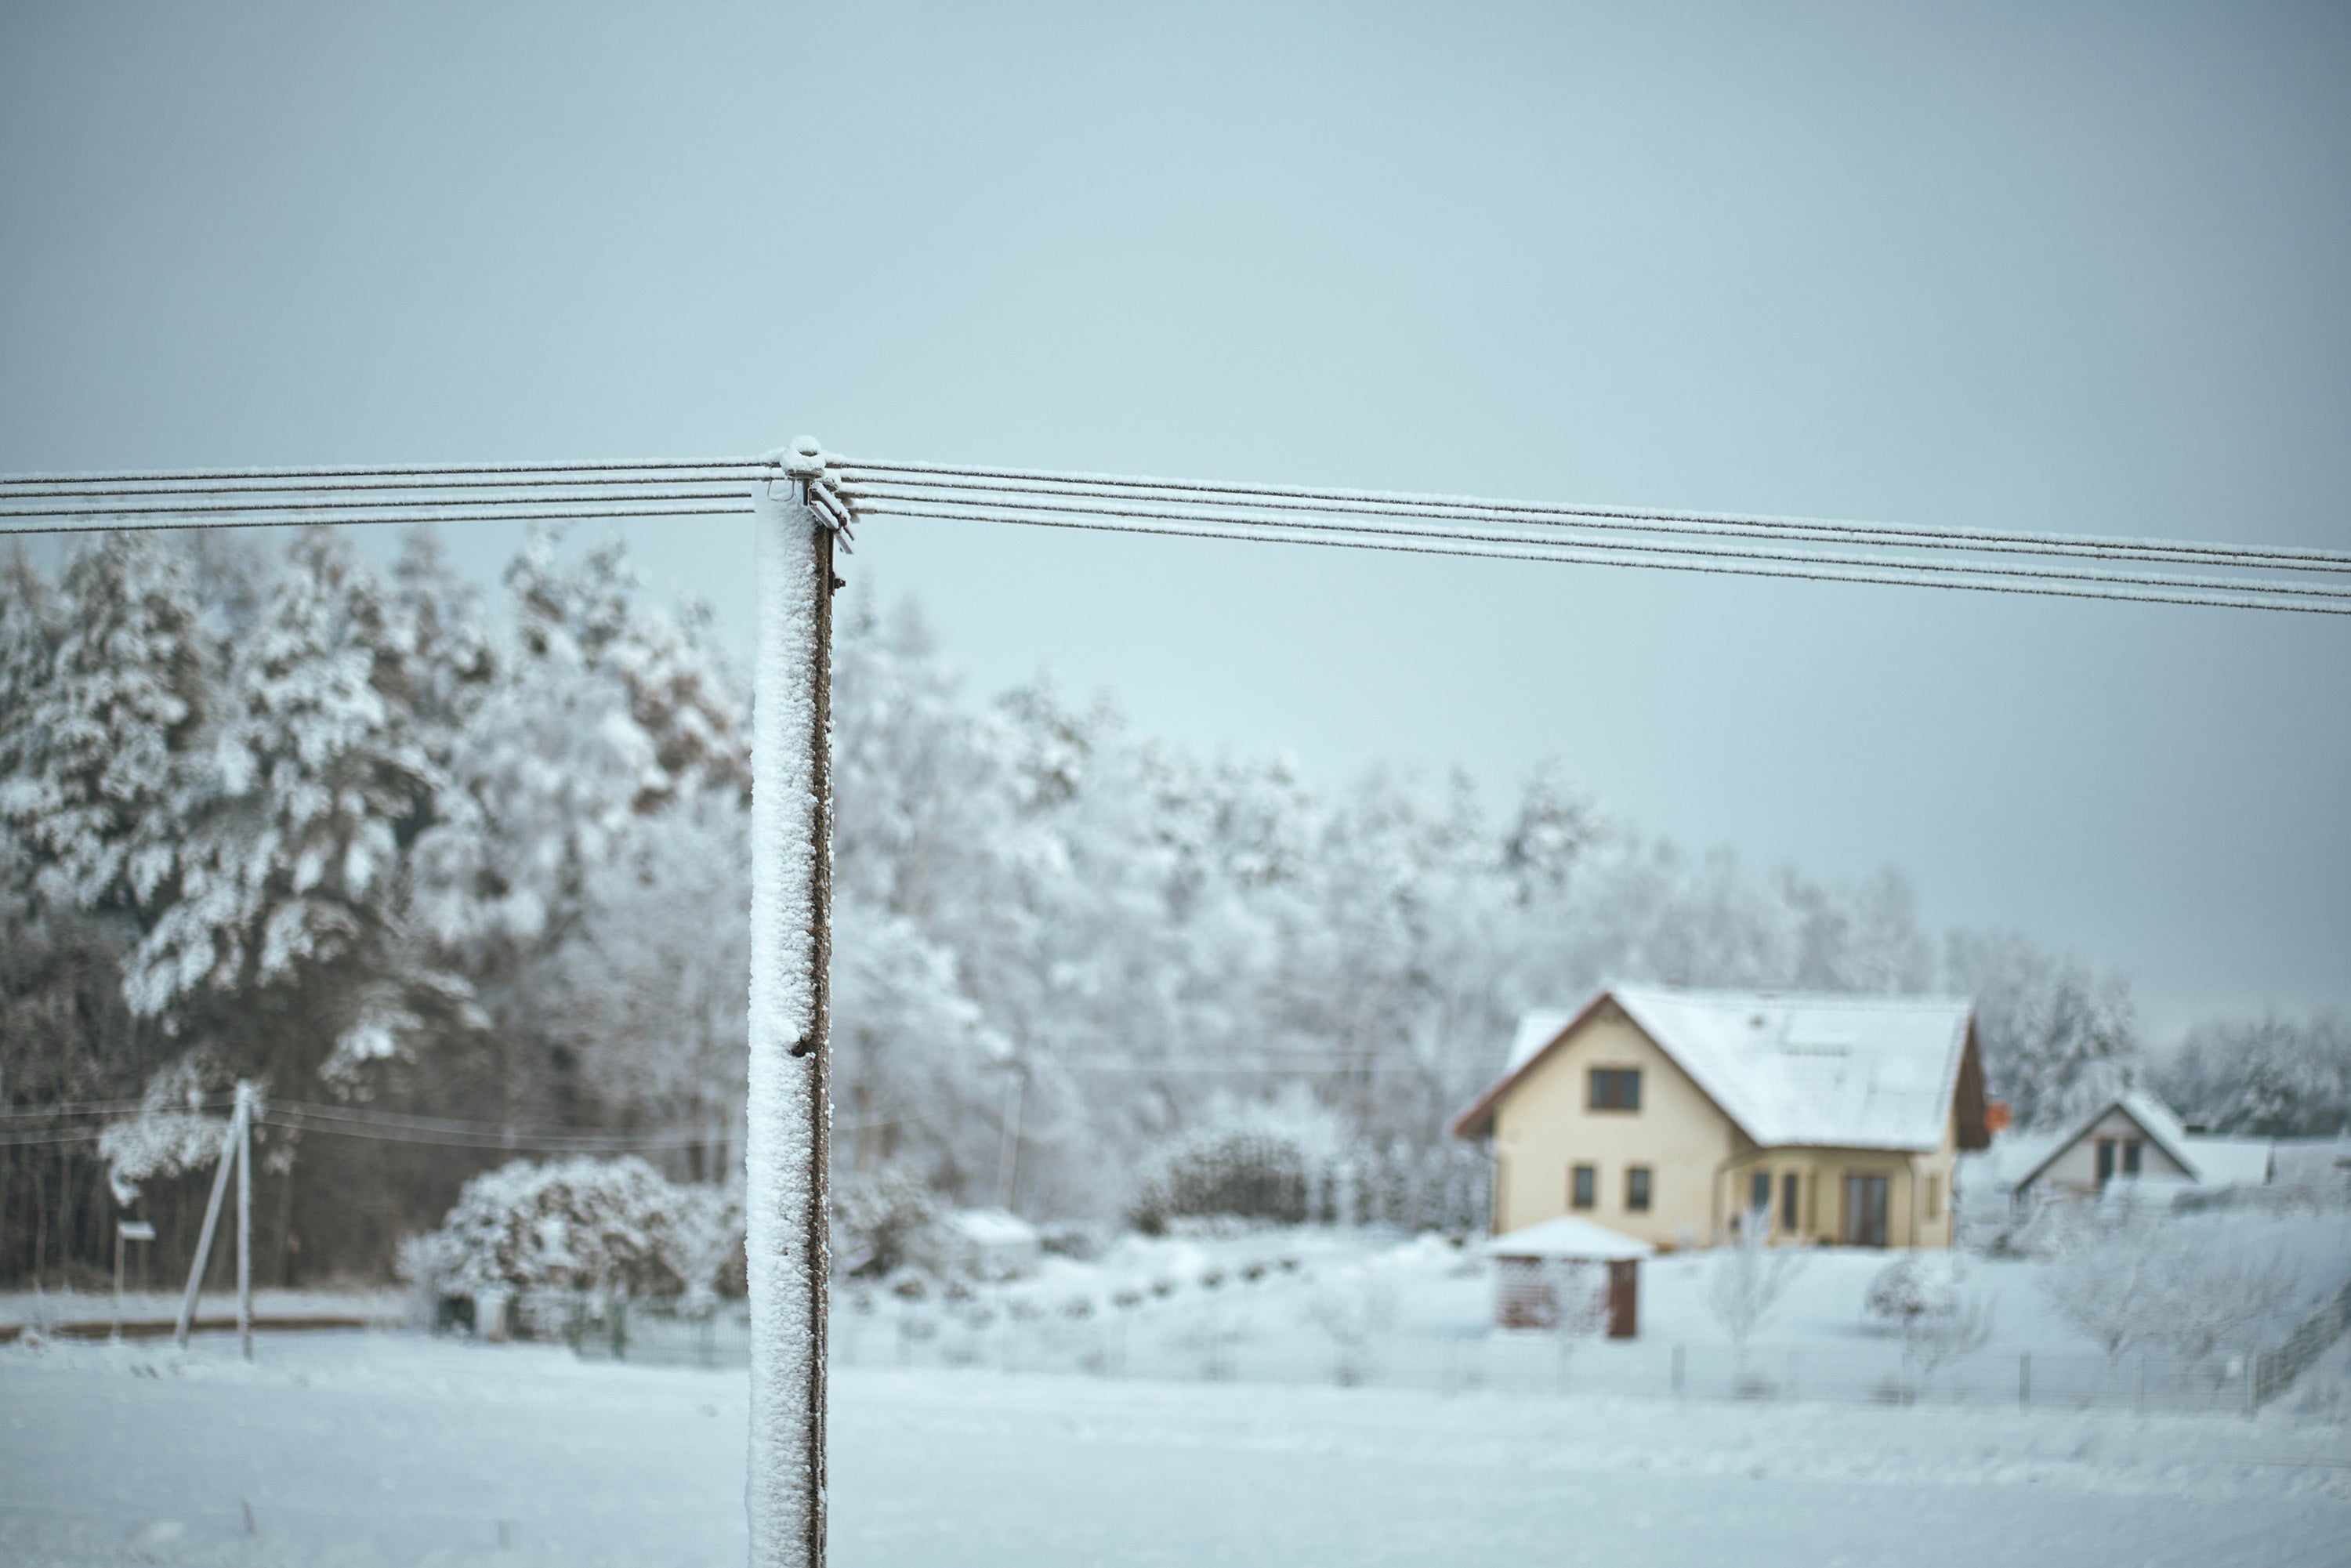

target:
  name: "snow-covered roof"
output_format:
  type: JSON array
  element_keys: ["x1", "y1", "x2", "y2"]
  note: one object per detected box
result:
[
  {"x1": 1483, "y1": 1215, "x2": 1653, "y2": 1262},
  {"x1": 1453, "y1": 985, "x2": 1976, "y2": 1153},
  {"x1": 2012, "y1": 1091, "x2": 2201, "y2": 1191},
  {"x1": 1504, "y1": 1009, "x2": 1577, "y2": 1075},
  {"x1": 1961, "y1": 1128, "x2": 2067, "y2": 1192},
  {"x1": 940, "y1": 1208, "x2": 1040, "y2": 1248},
  {"x1": 2271, "y1": 1136, "x2": 2351, "y2": 1187},
  {"x1": 2179, "y1": 1135, "x2": 2273, "y2": 1188}
]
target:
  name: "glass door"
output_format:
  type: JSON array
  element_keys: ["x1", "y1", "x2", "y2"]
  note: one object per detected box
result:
[{"x1": 1841, "y1": 1173, "x2": 1889, "y2": 1248}]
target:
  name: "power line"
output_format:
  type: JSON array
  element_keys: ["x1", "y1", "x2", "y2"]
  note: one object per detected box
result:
[
  {"x1": 2, "y1": 451, "x2": 2346, "y2": 617},
  {"x1": 0, "y1": 457, "x2": 776, "y2": 486},
  {"x1": 855, "y1": 502, "x2": 2351, "y2": 617},
  {"x1": 842, "y1": 473, "x2": 2351, "y2": 577},
  {"x1": 845, "y1": 494, "x2": 2351, "y2": 608},
  {"x1": 839, "y1": 458, "x2": 2351, "y2": 573}
]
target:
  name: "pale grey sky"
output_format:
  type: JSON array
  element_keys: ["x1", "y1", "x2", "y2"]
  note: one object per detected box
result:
[{"x1": 3, "y1": 2, "x2": 2346, "y2": 1039}]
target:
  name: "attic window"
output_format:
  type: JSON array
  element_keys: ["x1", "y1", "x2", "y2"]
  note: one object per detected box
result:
[{"x1": 1588, "y1": 1068, "x2": 1642, "y2": 1112}]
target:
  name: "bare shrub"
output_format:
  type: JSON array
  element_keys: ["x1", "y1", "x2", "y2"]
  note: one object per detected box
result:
[{"x1": 1706, "y1": 1205, "x2": 1806, "y2": 1369}]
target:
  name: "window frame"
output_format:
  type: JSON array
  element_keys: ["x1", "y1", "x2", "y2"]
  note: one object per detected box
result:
[
  {"x1": 1625, "y1": 1164, "x2": 1654, "y2": 1212},
  {"x1": 1588, "y1": 1067, "x2": 1643, "y2": 1113},
  {"x1": 1781, "y1": 1171, "x2": 1801, "y2": 1233},
  {"x1": 1570, "y1": 1164, "x2": 1597, "y2": 1211}
]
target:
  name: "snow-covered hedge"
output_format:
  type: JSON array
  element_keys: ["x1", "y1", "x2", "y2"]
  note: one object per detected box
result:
[
  {"x1": 1131, "y1": 1120, "x2": 1318, "y2": 1233},
  {"x1": 399, "y1": 1157, "x2": 742, "y2": 1302}
]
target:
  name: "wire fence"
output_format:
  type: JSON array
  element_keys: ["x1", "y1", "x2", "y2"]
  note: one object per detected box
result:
[
  {"x1": 2251, "y1": 1277, "x2": 2351, "y2": 1410},
  {"x1": 539, "y1": 1288, "x2": 2269, "y2": 1417}
]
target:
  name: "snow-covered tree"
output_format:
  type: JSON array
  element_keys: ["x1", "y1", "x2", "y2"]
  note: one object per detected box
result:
[
  {"x1": 1946, "y1": 929, "x2": 2140, "y2": 1128},
  {"x1": 2157, "y1": 1012, "x2": 2351, "y2": 1138},
  {"x1": 551, "y1": 791, "x2": 751, "y2": 1180},
  {"x1": 123, "y1": 531, "x2": 440, "y2": 1065},
  {"x1": 0, "y1": 531, "x2": 212, "y2": 922},
  {"x1": 1706, "y1": 1204, "x2": 1806, "y2": 1367}
]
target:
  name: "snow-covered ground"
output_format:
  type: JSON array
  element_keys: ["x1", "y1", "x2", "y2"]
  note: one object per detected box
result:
[
  {"x1": 4, "y1": 1328, "x2": 2349, "y2": 1567},
  {"x1": 764, "y1": 1215, "x2": 2351, "y2": 1414}
]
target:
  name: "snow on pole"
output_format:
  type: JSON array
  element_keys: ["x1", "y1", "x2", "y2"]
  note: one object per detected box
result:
[{"x1": 745, "y1": 436, "x2": 836, "y2": 1568}]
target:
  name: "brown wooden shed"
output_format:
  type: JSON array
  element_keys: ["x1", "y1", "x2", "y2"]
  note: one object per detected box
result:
[{"x1": 1483, "y1": 1215, "x2": 1653, "y2": 1338}]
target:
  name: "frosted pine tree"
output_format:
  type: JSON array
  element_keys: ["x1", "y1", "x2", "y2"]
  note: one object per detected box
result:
[
  {"x1": 123, "y1": 529, "x2": 439, "y2": 1065},
  {"x1": 0, "y1": 532, "x2": 212, "y2": 922}
]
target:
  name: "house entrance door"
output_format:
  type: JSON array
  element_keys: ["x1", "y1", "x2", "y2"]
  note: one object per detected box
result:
[{"x1": 1842, "y1": 1174, "x2": 1889, "y2": 1248}]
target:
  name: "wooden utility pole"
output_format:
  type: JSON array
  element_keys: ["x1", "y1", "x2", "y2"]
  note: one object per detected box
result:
[
  {"x1": 172, "y1": 1084, "x2": 255, "y2": 1352},
  {"x1": 236, "y1": 1085, "x2": 253, "y2": 1360},
  {"x1": 745, "y1": 437, "x2": 840, "y2": 1568}
]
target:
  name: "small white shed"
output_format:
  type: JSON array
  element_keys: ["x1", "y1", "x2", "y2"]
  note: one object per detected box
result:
[
  {"x1": 915, "y1": 1208, "x2": 1042, "y2": 1281},
  {"x1": 1483, "y1": 1215, "x2": 1653, "y2": 1338}
]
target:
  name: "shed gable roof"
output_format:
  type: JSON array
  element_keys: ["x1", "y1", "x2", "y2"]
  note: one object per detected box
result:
[
  {"x1": 2003, "y1": 1091, "x2": 2219, "y2": 1190},
  {"x1": 1451, "y1": 984, "x2": 1976, "y2": 1153}
]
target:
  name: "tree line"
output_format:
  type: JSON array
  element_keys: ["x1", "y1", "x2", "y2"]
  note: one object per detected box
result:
[{"x1": 2, "y1": 526, "x2": 2342, "y2": 1287}]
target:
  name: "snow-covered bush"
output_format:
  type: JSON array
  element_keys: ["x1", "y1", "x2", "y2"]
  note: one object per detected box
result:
[
  {"x1": 1862, "y1": 1254, "x2": 1960, "y2": 1326},
  {"x1": 399, "y1": 1157, "x2": 737, "y2": 1300},
  {"x1": 830, "y1": 1166, "x2": 938, "y2": 1278}
]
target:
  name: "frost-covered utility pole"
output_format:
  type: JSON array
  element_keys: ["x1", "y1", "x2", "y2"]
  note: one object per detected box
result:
[
  {"x1": 170, "y1": 1081, "x2": 256, "y2": 1353},
  {"x1": 745, "y1": 436, "x2": 846, "y2": 1567}
]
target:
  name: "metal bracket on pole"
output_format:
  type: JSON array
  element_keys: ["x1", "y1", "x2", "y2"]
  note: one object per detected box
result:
[{"x1": 780, "y1": 436, "x2": 855, "y2": 556}]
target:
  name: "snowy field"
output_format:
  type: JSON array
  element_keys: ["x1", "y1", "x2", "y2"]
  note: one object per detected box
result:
[{"x1": 5, "y1": 1328, "x2": 2350, "y2": 1568}]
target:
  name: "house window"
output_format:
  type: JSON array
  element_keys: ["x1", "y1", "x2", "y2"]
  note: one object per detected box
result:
[
  {"x1": 1781, "y1": 1171, "x2": 1801, "y2": 1233},
  {"x1": 2121, "y1": 1139, "x2": 2142, "y2": 1176},
  {"x1": 1570, "y1": 1164, "x2": 1596, "y2": 1211},
  {"x1": 1925, "y1": 1173, "x2": 1943, "y2": 1221},
  {"x1": 1588, "y1": 1068, "x2": 1642, "y2": 1112},
  {"x1": 1748, "y1": 1170, "x2": 1772, "y2": 1223},
  {"x1": 2096, "y1": 1138, "x2": 2116, "y2": 1186},
  {"x1": 1625, "y1": 1166, "x2": 1653, "y2": 1211}
]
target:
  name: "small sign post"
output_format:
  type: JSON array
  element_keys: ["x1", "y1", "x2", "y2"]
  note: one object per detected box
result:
[{"x1": 114, "y1": 1219, "x2": 157, "y2": 1338}]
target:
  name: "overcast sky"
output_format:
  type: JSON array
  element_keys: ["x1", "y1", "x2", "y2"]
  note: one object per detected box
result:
[{"x1": 4, "y1": 2, "x2": 2346, "y2": 1040}]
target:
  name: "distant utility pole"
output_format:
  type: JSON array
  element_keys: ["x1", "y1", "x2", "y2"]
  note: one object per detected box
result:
[
  {"x1": 172, "y1": 1081, "x2": 257, "y2": 1360},
  {"x1": 744, "y1": 438, "x2": 846, "y2": 1568}
]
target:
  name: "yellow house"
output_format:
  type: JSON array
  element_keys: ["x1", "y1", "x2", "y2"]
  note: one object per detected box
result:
[{"x1": 1450, "y1": 986, "x2": 1991, "y2": 1251}]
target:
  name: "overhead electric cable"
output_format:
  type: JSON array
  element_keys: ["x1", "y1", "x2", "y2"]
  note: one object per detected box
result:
[
  {"x1": 841, "y1": 473, "x2": 2351, "y2": 576},
  {"x1": 839, "y1": 458, "x2": 2351, "y2": 573},
  {"x1": 851, "y1": 502, "x2": 2351, "y2": 616},
  {"x1": 845, "y1": 494, "x2": 2351, "y2": 607},
  {"x1": 3, "y1": 451, "x2": 2346, "y2": 617}
]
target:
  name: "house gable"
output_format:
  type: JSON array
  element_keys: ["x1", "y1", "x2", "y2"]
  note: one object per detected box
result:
[
  {"x1": 2014, "y1": 1096, "x2": 2199, "y2": 1194},
  {"x1": 1487, "y1": 1001, "x2": 1744, "y2": 1244}
]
